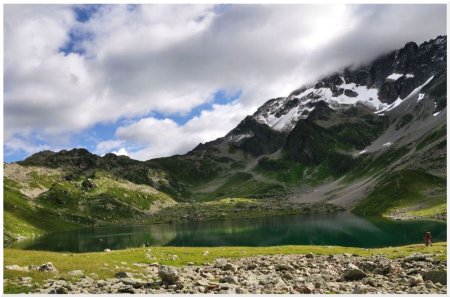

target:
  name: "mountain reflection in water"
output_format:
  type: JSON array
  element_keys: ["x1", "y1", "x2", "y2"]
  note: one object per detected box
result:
[{"x1": 10, "y1": 212, "x2": 446, "y2": 253}]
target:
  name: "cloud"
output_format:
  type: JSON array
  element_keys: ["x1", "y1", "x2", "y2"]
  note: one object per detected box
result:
[
  {"x1": 115, "y1": 102, "x2": 251, "y2": 160},
  {"x1": 4, "y1": 4, "x2": 447, "y2": 161},
  {"x1": 111, "y1": 148, "x2": 129, "y2": 156}
]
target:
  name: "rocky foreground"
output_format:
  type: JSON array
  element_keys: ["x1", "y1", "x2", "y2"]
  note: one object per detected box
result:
[{"x1": 6, "y1": 252, "x2": 447, "y2": 294}]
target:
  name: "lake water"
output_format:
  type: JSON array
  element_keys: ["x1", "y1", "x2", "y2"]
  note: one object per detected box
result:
[{"x1": 9, "y1": 212, "x2": 446, "y2": 253}]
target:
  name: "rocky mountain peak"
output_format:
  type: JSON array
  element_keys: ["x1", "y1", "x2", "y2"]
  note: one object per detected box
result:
[{"x1": 252, "y1": 35, "x2": 446, "y2": 132}]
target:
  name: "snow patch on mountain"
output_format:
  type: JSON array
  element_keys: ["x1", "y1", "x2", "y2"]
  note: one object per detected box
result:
[
  {"x1": 386, "y1": 73, "x2": 404, "y2": 81},
  {"x1": 417, "y1": 93, "x2": 425, "y2": 102},
  {"x1": 253, "y1": 79, "x2": 389, "y2": 132},
  {"x1": 376, "y1": 76, "x2": 434, "y2": 114}
]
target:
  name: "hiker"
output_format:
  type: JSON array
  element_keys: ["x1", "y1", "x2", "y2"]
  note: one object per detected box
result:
[{"x1": 423, "y1": 231, "x2": 432, "y2": 246}]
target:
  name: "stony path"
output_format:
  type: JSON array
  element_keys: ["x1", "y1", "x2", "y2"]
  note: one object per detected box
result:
[{"x1": 8, "y1": 252, "x2": 448, "y2": 294}]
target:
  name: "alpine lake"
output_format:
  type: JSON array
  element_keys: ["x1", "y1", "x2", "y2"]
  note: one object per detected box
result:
[{"x1": 9, "y1": 212, "x2": 446, "y2": 253}]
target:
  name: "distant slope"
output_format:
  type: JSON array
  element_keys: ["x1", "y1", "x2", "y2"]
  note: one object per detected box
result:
[{"x1": 3, "y1": 163, "x2": 176, "y2": 244}]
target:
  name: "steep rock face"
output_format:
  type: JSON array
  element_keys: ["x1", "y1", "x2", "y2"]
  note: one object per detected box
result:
[
  {"x1": 223, "y1": 116, "x2": 287, "y2": 157},
  {"x1": 252, "y1": 35, "x2": 446, "y2": 132}
]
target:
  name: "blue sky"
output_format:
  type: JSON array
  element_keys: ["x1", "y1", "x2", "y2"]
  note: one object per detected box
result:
[{"x1": 4, "y1": 4, "x2": 446, "y2": 162}]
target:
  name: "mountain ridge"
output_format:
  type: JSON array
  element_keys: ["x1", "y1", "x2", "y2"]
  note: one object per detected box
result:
[{"x1": 5, "y1": 35, "x2": 447, "y2": 243}]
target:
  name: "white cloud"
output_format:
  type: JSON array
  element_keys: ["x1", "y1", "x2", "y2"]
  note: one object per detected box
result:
[
  {"x1": 4, "y1": 4, "x2": 446, "y2": 160},
  {"x1": 95, "y1": 140, "x2": 125, "y2": 155},
  {"x1": 115, "y1": 102, "x2": 251, "y2": 160},
  {"x1": 111, "y1": 148, "x2": 129, "y2": 156}
]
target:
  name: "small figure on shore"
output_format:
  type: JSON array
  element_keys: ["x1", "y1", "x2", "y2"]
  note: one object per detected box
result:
[
  {"x1": 145, "y1": 242, "x2": 151, "y2": 247},
  {"x1": 423, "y1": 231, "x2": 432, "y2": 247}
]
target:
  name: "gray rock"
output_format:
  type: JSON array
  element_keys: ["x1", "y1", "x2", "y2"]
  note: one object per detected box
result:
[
  {"x1": 403, "y1": 253, "x2": 431, "y2": 262},
  {"x1": 104, "y1": 249, "x2": 112, "y2": 252},
  {"x1": 118, "y1": 285, "x2": 135, "y2": 293},
  {"x1": 5, "y1": 265, "x2": 29, "y2": 272},
  {"x1": 68, "y1": 270, "x2": 84, "y2": 276},
  {"x1": 422, "y1": 270, "x2": 447, "y2": 285},
  {"x1": 39, "y1": 262, "x2": 58, "y2": 273},
  {"x1": 276, "y1": 264, "x2": 294, "y2": 271},
  {"x1": 353, "y1": 283, "x2": 367, "y2": 294},
  {"x1": 20, "y1": 276, "x2": 33, "y2": 283},
  {"x1": 297, "y1": 282, "x2": 315, "y2": 293},
  {"x1": 409, "y1": 275, "x2": 423, "y2": 287},
  {"x1": 273, "y1": 278, "x2": 289, "y2": 292},
  {"x1": 236, "y1": 287, "x2": 249, "y2": 294},
  {"x1": 195, "y1": 279, "x2": 209, "y2": 287},
  {"x1": 28, "y1": 265, "x2": 40, "y2": 271},
  {"x1": 115, "y1": 272, "x2": 134, "y2": 279},
  {"x1": 158, "y1": 266, "x2": 179, "y2": 284},
  {"x1": 214, "y1": 258, "x2": 228, "y2": 268},
  {"x1": 121, "y1": 278, "x2": 146, "y2": 288},
  {"x1": 305, "y1": 253, "x2": 315, "y2": 259},
  {"x1": 342, "y1": 268, "x2": 367, "y2": 281},
  {"x1": 223, "y1": 263, "x2": 237, "y2": 271},
  {"x1": 219, "y1": 276, "x2": 238, "y2": 284},
  {"x1": 55, "y1": 286, "x2": 68, "y2": 294}
]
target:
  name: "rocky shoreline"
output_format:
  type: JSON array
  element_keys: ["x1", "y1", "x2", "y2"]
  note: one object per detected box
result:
[{"x1": 6, "y1": 252, "x2": 447, "y2": 294}]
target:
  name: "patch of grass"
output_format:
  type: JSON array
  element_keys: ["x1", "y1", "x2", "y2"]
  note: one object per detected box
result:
[
  {"x1": 4, "y1": 242, "x2": 447, "y2": 293},
  {"x1": 195, "y1": 172, "x2": 286, "y2": 200},
  {"x1": 416, "y1": 125, "x2": 446, "y2": 151},
  {"x1": 27, "y1": 171, "x2": 61, "y2": 189},
  {"x1": 352, "y1": 169, "x2": 445, "y2": 216},
  {"x1": 407, "y1": 202, "x2": 447, "y2": 219},
  {"x1": 4, "y1": 188, "x2": 82, "y2": 244},
  {"x1": 148, "y1": 155, "x2": 222, "y2": 186},
  {"x1": 344, "y1": 146, "x2": 411, "y2": 182},
  {"x1": 330, "y1": 118, "x2": 388, "y2": 150},
  {"x1": 395, "y1": 114, "x2": 414, "y2": 130},
  {"x1": 147, "y1": 197, "x2": 342, "y2": 224}
]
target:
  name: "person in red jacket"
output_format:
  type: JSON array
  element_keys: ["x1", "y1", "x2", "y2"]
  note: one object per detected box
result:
[{"x1": 423, "y1": 231, "x2": 432, "y2": 247}]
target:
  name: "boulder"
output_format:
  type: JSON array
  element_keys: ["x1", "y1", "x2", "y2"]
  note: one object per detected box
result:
[
  {"x1": 214, "y1": 258, "x2": 228, "y2": 268},
  {"x1": 342, "y1": 268, "x2": 367, "y2": 281},
  {"x1": 158, "y1": 265, "x2": 179, "y2": 284},
  {"x1": 353, "y1": 283, "x2": 367, "y2": 294},
  {"x1": 115, "y1": 271, "x2": 133, "y2": 279},
  {"x1": 223, "y1": 263, "x2": 237, "y2": 272},
  {"x1": 104, "y1": 249, "x2": 112, "y2": 252},
  {"x1": 195, "y1": 279, "x2": 209, "y2": 287},
  {"x1": 297, "y1": 282, "x2": 315, "y2": 293},
  {"x1": 118, "y1": 285, "x2": 135, "y2": 293},
  {"x1": 276, "y1": 264, "x2": 294, "y2": 271},
  {"x1": 39, "y1": 262, "x2": 58, "y2": 273},
  {"x1": 409, "y1": 275, "x2": 423, "y2": 287},
  {"x1": 219, "y1": 276, "x2": 238, "y2": 284},
  {"x1": 81, "y1": 178, "x2": 96, "y2": 190},
  {"x1": 422, "y1": 270, "x2": 447, "y2": 285}
]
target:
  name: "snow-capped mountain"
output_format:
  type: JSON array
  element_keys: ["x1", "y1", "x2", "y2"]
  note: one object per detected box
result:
[
  {"x1": 252, "y1": 35, "x2": 446, "y2": 132},
  {"x1": 19, "y1": 35, "x2": 447, "y2": 211}
]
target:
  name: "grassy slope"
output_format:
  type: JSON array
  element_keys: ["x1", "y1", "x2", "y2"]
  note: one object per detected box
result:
[
  {"x1": 4, "y1": 168, "x2": 176, "y2": 242},
  {"x1": 4, "y1": 242, "x2": 447, "y2": 293},
  {"x1": 4, "y1": 186, "x2": 82, "y2": 244},
  {"x1": 352, "y1": 169, "x2": 446, "y2": 216}
]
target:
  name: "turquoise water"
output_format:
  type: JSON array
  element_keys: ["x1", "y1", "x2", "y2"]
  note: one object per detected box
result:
[{"x1": 9, "y1": 212, "x2": 446, "y2": 253}]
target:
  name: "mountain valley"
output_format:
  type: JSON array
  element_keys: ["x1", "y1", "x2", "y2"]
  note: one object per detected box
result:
[{"x1": 4, "y1": 35, "x2": 447, "y2": 245}]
